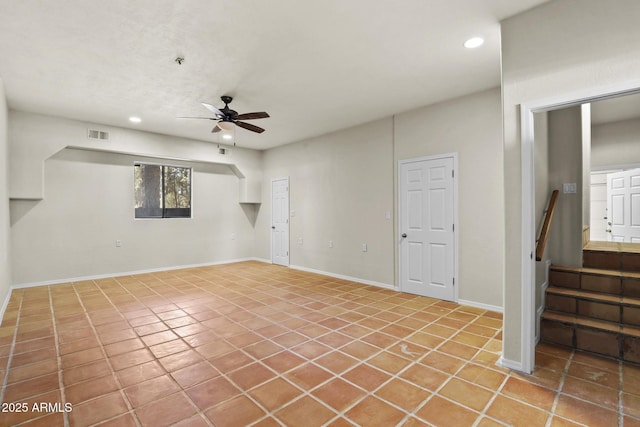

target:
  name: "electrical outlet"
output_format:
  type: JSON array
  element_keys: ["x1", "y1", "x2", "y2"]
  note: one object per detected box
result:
[
  {"x1": 115, "y1": 240, "x2": 122, "y2": 247},
  {"x1": 231, "y1": 233, "x2": 236, "y2": 240},
  {"x1": 385, "y1": 211, "x2": 391, "y2": 220},
  {"x1": 329, "y1": 240, "x2": 333, "y2": 248},
  {"x1": 361, "y1": 243, "x2": 367, "y2": 252},
  {"x1": 298, "y1": 237, "x2": 303, "y2": 245}
]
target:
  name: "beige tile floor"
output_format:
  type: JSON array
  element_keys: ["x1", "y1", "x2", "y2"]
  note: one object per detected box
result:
[{"x1": 0, "y1": 261, "x2": 638, "y2": 427}]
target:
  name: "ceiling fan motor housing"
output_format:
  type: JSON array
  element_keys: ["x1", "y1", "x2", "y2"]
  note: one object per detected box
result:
[{"x1": 179, "y1": 95, "x2": 269, "y2": 134}]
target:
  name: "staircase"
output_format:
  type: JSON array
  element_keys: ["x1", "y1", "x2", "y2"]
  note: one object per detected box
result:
[{"x1": 540, "y1": 244, "x2": 640, "y2": 363}]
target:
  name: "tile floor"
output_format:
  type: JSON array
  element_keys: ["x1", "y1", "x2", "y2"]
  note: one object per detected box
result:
[{"x1": 0, "y1": 261, "x2": 639, "y2": 427}]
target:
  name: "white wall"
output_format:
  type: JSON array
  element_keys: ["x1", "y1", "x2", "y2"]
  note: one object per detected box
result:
[
  {"x1": 9, "y1": 111, "x2": 263, "y2": 202},
  {"x1": 255, "y1": 87, "x2": 504, "y2": 309},
  {"x1": 0, "y1": 77, "x2": 11, "y2": 315},
  {"x1": 501, "y1": 0, "x2": 640, "y2": 366},
  {"x1": 592, "y1": 118, "x2": 640, "y2": 168},
  {"x1": 9, "y1": 112, "x2": 262, "y2": 285},
  {"x1": 394, "y1": 88, "x2": 504, "y2": 308},
  {"x1": 256, "y1": 119, "x2": 395, "y2": 287},
  {"x1": 9, "y1": 89, "x2": 504, "y2": 310},
  {"x1": 547, "y1": 106, "x2": 583, "y2": 266}
]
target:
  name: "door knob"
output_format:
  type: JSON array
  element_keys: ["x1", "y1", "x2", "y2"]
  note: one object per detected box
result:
[
  {"x1": 271, "y1": 226, "x2": 275, "y2": 229},
  {"x1": 401, "y1": 233, "x2": 407, "y2": 238}
]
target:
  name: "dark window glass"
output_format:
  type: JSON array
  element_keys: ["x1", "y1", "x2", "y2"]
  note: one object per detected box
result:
[{"x1": 134, "y1": 164, "x2": 191, "y2": 218}]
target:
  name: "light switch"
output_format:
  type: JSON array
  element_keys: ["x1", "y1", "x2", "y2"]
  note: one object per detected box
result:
[{"x1": 563, "y1": 183, "x2": 577, "y2": 194}]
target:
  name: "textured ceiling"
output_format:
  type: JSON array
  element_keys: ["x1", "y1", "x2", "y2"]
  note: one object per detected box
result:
[{"x1": 0, "y1": 0, "x2": 550, "y2": 150}]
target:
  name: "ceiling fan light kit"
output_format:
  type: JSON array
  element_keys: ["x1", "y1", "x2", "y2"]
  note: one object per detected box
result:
[
  {"x1": 217, "y1": 121, "x2": 235, "y2": 131},
  {"x1": 178, "y1": 96, "x2": 270, "y2": 137}
]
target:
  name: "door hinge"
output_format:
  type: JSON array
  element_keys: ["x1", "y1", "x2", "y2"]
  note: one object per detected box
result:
[
  {"x1": 453, "y1": 277, "x2": 455, "y2": 286},
  {"x1": 452, "y1": 224, "x2": 455, "y2": 232},
  {"x1": 452, "y1": 170, "x2": 454, "y2": 178},
  {"x1": 287, "y1": 251, "x2": 289, "y2": 256}
]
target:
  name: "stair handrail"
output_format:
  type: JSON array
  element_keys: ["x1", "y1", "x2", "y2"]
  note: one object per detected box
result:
[{"x1": 536, "y1": 189, "x2": 559, "y2": 262}]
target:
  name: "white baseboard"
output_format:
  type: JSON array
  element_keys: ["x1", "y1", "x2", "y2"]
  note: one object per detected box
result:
[
  {"x1": 2, "y1": 258, "x2": 504, "y2": 327},
  {"x1": 457, "y1": 299, "x2": 503, "y2": 314},
  {"x1": 0, "y1": 289, "x2": 12, "y2": 327},
  {"x1": 0, "y1": 258, "x2": 263, "y2": 324},
  {"x1": 10, "y1": 258, "x2": 262, "y2": 290},
  {"x1": 496, "y1": 356, "x2": 525, "y2": 372},
  {"x1": 289, "y1": 265, "x2": 394, "y2": 290}
]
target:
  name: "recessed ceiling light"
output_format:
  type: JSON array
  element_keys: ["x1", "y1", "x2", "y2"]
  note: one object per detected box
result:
[
  {"x1": 222, "y1": 134, "x2": 233, "y2": 140},
  {"x1": 464, "y1": 37, "x2": 484, "y2": 49},
  {"x1": 129, "y1": 116, "x2": 142, "y2": 123}
]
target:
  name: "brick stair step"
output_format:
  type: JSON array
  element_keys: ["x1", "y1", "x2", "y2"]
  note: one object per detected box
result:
[
  {"x1": 583, "y1": 248, "x2": 640, "y2": 272},
  {"x1": 584, "y1": 242, "x2": 640, "y2": 253},
  {"x1": 541, "y1": 310, "x2": 640, "y2": 337},
  {"x1": 540, "y1": 311, "x2": 640, "y2": 362},
  {"x1": 544, "y1": 289, "x2": 640, "y2": 326},
  {"x1": 550, "y1": 264, "x2": 640, "y2": 298},
  {"x1": 541, "y1": 311, "x2": 640, "y2": 338},
  {"x1": 551, "y1": 264, "x2": 640, "y2": 279},
  {"x1": 546, "y1": 286, "x2": 640, "y2": 308},
  {"x1": 623, "y1": 325, "x2": 640, "y2": 339},
  {"x1": 541, "y1": 311, "x2": 622, "y2": 333}
]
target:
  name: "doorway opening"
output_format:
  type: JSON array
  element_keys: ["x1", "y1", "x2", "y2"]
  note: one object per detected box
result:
[{"x1": 520, "y1": 83, "x2": 640, "y2": 374}]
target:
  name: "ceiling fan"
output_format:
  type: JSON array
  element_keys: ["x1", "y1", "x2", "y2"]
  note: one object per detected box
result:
[{"x1": 178, "y1": 96, "x2": 269, "y2": 134}]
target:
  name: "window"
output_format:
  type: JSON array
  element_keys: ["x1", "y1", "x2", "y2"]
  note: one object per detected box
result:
[{"x1": 134, "y1": 163, "x2": 191, "y2": 218}]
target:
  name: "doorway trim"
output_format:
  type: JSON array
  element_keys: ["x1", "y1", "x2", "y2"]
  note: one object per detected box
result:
[
  {"x1": 519, "y1": 81, "x2": 640, "y2": 374},
  {"x1": 397, "y1": 152, "x2": 459, "y2": 302}
]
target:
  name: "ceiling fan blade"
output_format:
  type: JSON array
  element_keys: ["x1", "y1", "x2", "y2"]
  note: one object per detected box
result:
[
  {"x1": 177, "y1": 116, "x2": 216, "y2": 120},
  {"x1": 236, "y1": 121, "x2": 265, "y2": 133},
  {"x1": 234, "y1": 112, "x2": 270, "y2": 120},
  {"x1": 211, "y1": 125, "x2": 221, "y2": 133},
  {"x1": 202, "y1": 103, "x2": 224, "y2": 117}
]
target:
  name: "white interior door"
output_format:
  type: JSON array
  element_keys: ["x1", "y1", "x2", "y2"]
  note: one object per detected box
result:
[
  {"x1": 607, "y1": 169, "x2": 640, "y2": 242},
  {"x1": 399, "y1": 155, "x2": 455, "y2": 301},
  {"x1": 271, "y1": 177, "x2": 290, "y2": 266}
]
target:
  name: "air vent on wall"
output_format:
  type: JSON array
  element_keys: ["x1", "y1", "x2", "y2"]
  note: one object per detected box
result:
[{"x1": 87, "y1": 129, "x2": 109, "y2": 141}]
